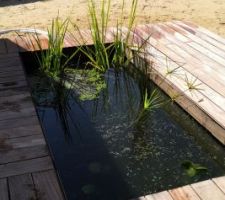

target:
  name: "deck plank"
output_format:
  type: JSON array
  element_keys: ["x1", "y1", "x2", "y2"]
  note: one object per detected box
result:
[
  {"x1": 0, "y1": 156, "x2": 53, "y2": 178},
  {"x1": 174, "y1": 21, "x2": 225, "y2": 52},
  {"x1": 152, "y1": 191, "x2": 174, "y2": 200},
  {"x1": 8, "y1": 174, "x2": 36, "y2": 200},
  {"x1": 166, "y1": 22, "x2": 225, "y2": 64},
  {"x1": 0, "y1": 116, "x2": 39, "y2": 130},
  {"x1": 191, "y1": 180, "x2": 225, "y2": 200},
  {"x1": 169, "y1": 185, "x2": 201, "y2": 200},
  {"x1": 32, "y1": 170, "x2": 64, "y2": 200},
  {"x1": 140, "y1": 24, "x2": 225, "y2": 95},
  {"x1": 144, "y1": 195, "x2": 154, "y2": 200},
  {"x1": 176, "y1": 21, "x2": 225, "y2": 46},
  {"x1": 0, "y1": 124, "x2": 42, "y2": 139},
  {"x1": 0, "y1": 134, "x2": 46, "y2": 151},
  {"x1": 0, "y1": 178, "x2": 9, "y2": 200},
  {"x1": 0, "y1": 106, "x2": 36, "y2": 121},
  {"x1": 213, "y1": 176, "x2": 225, "y2": 194},
  {"x1": 0, "y1": 145, "x2": 48, "y2": 164}
]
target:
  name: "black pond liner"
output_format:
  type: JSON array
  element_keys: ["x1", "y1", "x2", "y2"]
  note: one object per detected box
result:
[{"x1": 20, "y1": 46, "x2": 225, "y2": 200}]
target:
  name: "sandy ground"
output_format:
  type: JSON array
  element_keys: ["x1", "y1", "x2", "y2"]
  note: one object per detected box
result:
[{"x1": 1, "y1": 0, "x2": 225, "y2": 37}]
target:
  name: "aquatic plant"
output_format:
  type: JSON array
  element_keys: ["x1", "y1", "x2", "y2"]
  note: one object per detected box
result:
[
  {"x1": 71, "y1": 0, "x2": 139, "y2": 73},
  {"x1": 181, "y1": 160, "x2": 207, "y2": 177}
]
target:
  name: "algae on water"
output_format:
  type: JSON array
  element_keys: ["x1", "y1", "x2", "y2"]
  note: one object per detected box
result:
[{"x1": 30, "y1": 68, "x2": 106, "y2": 106}]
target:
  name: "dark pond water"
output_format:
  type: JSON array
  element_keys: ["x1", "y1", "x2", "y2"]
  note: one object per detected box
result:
[{"x1": 28, "y1": 67, "x2": 225, "y2": 200}]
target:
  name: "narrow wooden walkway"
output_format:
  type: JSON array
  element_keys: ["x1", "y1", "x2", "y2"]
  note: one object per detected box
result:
[{"x1": 0, "y1": 39, "x2": 64, "y2": 199}]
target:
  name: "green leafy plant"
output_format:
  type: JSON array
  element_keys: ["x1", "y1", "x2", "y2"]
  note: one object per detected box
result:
[{"x1": 181, "y1": 160, "x2": 207, "y2": 177}]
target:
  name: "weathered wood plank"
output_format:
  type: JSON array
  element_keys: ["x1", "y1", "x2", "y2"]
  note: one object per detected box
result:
[
  {"x1": 0, "y1": 116, "x2": 39, "y2": 130},
  {"x1": 176, "y1": 21, "x2": 225, "y2": 46},
  {"x1": 169, "y1": 185, "x2": 201, "y2": 200},
  {"x1": 152, "y1": 191, "x2": 174, "y2": 200},
  {"x1": 32, "y1": 170, "x2": 64, "y2": 200},
  {"x1": 0, "y1": 156, "x2": 53, "y2": 178},
  {"x1": 8, "y1": 174, "x2": 36, "y2": 200},
  {"x1": 0, "y1": 145, "x2": 48, "y2": 164},
  {"x1": 0, "y1": 70, "x2": 24, "y2": 78},
  {"x1": 0, "y1": 80, "x2": 27, "y2": 90},
  {"x1": 146, "y1": 44, "x2": 225, "y2": 112},
  {"x1": 0, "y1": 40, "x2": 7, "y2": 54},
  {"x1": 0, "y1": 92, "x2": 32, "y2": 103},
  {"x1": 213, "y1": 176, "x2": 225, "y2": 194},
  {"x1": 191, "y1": 180, "x2": 225, "y2": 200},
  {"x1": 174, "y1": 21, "x2": 225, "y2": 52},
  {"x1": 0, "y1": 64, "x2": 23, "y2": 73},
  {"x1": 0, "y1": 134, "x2": 46, "y2": 152},
  {"x1": 0, "y1": 178, "x2": 9, "y2": 200},
  {"x1": 166, "y1": 22, "x2": 225, "y2": 61},
  {"x1": 0, "y1": 75, "x2": 25, "y2": 84},
  {"x1": 144, "y1": 194, "x2": 154, "y2": 200},
  {"x1": 0, "y1": 124, "x2": 42, "y2": 139},
  {"x1": 0, "y1": 87, "x2": 28, "y2": 97},
  {"x1": 0, "y1": 106, "x2": 36, "y2": 121},
  {"x1": 144, "y1": 24, "x2": 225, "y2": 94},
  {"x1": 0, "y1": 52, "x2": 19, "y2": 59}
]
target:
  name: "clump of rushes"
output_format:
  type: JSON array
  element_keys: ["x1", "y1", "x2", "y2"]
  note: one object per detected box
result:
[
  {"x1": 30, "y1": 17, "x2": 81, "y2": 105},
  {"x1": 72, "y1": 0, "x2": 139, "y2": 73},
  {"x1": 73, "y1": 0, "x2": 111, "y2": 72},
  {"x1": 33, "y1": 17, "x2": 79, "y2": 80}
]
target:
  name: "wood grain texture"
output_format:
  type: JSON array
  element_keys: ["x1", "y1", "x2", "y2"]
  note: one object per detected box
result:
[
  {"x1": 0, "y1": 156, "x2": 53, "y2": 178},
  {"x1": 0, "y1": 145, "x2": 48, "y2": 164},
  {"x1": 0, "y1": 178, "x2": 9, "y2": 200},
  {"x1": 153, "y1": 191, "x2": 174, "y2": 200},
  {"x1": 191, "y1": 180, "x2": 225, "y2": 200},
  {"x1": 32, "y1": 170, "x2": 64, "y2": 200},
  {"x1": 8, "y1": 174, "x2": 35, "y2": 200},
  {"x1": 0, "y1": 116, "x2": 39, "y2": 130},
  {"x1": 169, "y1": 185, "x2": 201, "y2": 200},
  {"x1": 0, "y1": 38, "x2": 64, "y2": 199},
  {"x1": 213, "y1": 176, "x2": 225, "y2": 194},
  {"x1": 0, "y1": 124, "x2": 42, "y2": 139}
]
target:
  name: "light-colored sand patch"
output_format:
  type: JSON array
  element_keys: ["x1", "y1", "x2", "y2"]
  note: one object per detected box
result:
[{"x1": 0, "y1": 0, "x2": 225, "y2": 36}]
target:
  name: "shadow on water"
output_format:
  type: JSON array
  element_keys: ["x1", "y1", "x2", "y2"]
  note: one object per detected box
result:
[
  {"x1": 0, "y1": 0, "x2": 47, "y2": 7},
  {"x1": 21, "y1": 49, "x2": 132, "y2": 200},
  {"x1": 21, "y1": 47, "x2": 225, "y2": 200}
]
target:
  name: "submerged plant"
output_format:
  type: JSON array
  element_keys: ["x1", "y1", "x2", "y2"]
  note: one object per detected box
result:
[{"x1": 181, "y1": 160, "x2": 207, "y2": 177}]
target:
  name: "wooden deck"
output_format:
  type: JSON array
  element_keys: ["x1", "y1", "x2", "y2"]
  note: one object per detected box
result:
[
  {"x1": 133, "y1": 21, "x2": 225, "y2": 145},
  {"x1": 0, "y1": 39, "x2": 64, "y2": 199},
  {"x1": 133, "y1": 176, "x2": 225, "y2": 200},
  {"x1": 1, "y1": 21, "x2": 225, "y2": 199}
]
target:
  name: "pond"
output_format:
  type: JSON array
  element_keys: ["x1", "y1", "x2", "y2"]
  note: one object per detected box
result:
[{"x1": 22, "y1": 50, "x2": 225, "y2": 200}]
